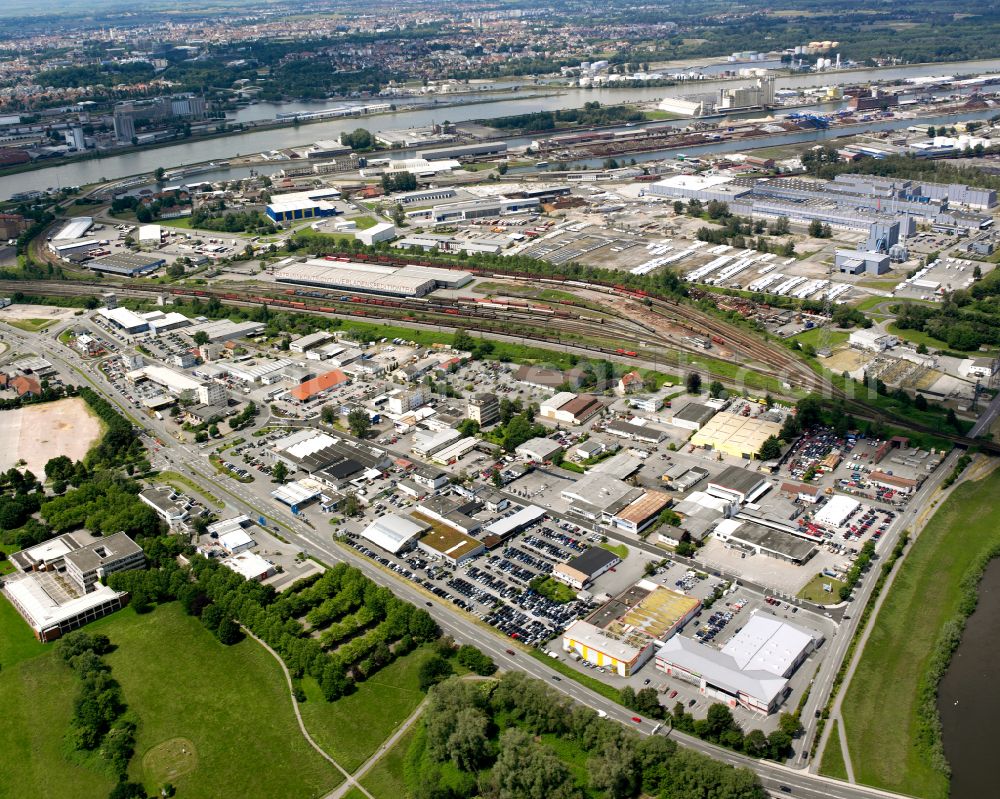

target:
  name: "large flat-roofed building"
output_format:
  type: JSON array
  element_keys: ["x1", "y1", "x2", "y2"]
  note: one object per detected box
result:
[
  {"x1": 64, "y1": 532, "x2": 145, "y2": 594},
  {"x1": 417, "y1": 524, "x2": 485, "y2": 566},
  {"x1": 655, "y1": 612, "x2": 822, "y2": 713},
  {"x1": 89, "y1": 252, "x2": 166, "y2": 276},
  {"x1": 691, "y1": 413, "x2": 783, "y2": 461},
  {"x1": 100, "y1": 307, "x2": 150, "y2": 334},
  {"x1": 184, "y1": 319, "x2": 265, "y2": 343},
  {"x1": 835, "y1": 249, "x2": 890, "y2": 276},
  {"x1": 648, "y1": 174, "x2": 751, "y2": 203},
  {"x1": 275, "y1": 259, "x2": 472, "y2": 298},
  {"x1": 669, "y1": 402, "x2": 717, "y2": 432},
  {"x1": 553, "y1": 547, "x2": 620, "y2": 590},
  {"x1": 706, "y1": 465, "x2": 771, "y2": 505},
  {"x1": 427, "y1": 197, "x2": 539, "y2": 225},
  {"x1": 562, "y1": 579, "x2": 701, "y2": 676},
  {"x1": 361, "y1": 514, "x2": 428, "y2": 554},
  {"x1": 712, "y1": 519, "x2": 816, "y2": 564},
  {"x1": 223, "y1": 551, "x2": 276, "y2": 582},
  {"x1": 4, "y1": 577, "x2": 128, "y2": 643},
  {"x1": 417, "y1": 141, "x2": 507, "y2": 161},
  {"x1": 814, "y1": 494, "x2": 860, "y2": 528}
]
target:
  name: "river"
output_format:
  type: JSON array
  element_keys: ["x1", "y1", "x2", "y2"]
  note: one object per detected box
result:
[
  {"x1": 4, "y1": 56, "x2": 1000, "y2": 200},
  {"x1": 937, "y1": 557, "x2": 1000, "y2": 799}
]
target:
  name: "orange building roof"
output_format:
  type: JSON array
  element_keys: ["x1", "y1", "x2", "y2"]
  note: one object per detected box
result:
[{"x1": 290, "y1": 369, "x2": 348, "y2": 401}]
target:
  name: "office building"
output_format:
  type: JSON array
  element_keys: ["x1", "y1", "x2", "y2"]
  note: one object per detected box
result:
[{"x1": 468, "y1": 393, "x2": 500, "y2": 427}]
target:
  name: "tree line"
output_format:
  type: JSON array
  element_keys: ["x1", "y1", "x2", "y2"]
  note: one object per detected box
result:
[
  {"x1": 405, "y1": 671, "x2": 768, "y2": 799},
  {"x1": 107, "y1": 554, "x2": 440, "y2": 703}
]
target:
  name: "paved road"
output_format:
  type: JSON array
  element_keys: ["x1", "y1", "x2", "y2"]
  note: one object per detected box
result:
[{"x1": 4, "y1": 321, "x2": 937, "y2": 799}]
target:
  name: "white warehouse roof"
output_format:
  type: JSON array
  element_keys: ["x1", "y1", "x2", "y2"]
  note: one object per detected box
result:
[
  {"x1": 720, "y1": 612, "x2": 821, "y2": 677},
  {"x1": 361, "y1": 514, "x2": 426, "y2": 554},
  {"x1": 53, "y1": 217, "x2": 93, "y2": 240},
  {"x1": 814, "y1": 494, "x2": 860, "y2": 528}
]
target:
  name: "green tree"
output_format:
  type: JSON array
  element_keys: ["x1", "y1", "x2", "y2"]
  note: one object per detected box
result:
[
  {"x1": 192, "y1": 331, "x2": 210, "y2": 346},
  {"x1": 808, "y1": 219, "x2": 824, "y2": 237},
  {"x1": 708, "y1": 380, "x2": 725, "y2": 399},
  {"x1": 216, "y1": 617, "x2": 241, "y2": 645},
  {"x1": 686, "y1": 372, "x2": 702, "y2": 394},
  {"x1": 758, "y1": 435, "x2": 782, "y2": 460},
  {"x1": 347, "y1": 408, "x2": 371, "y2": 438},
  {"x1": 271, "y1": 460, "x2": 288, "y2": 484},
  {"x1": 418, "y1": 655, "x2": 454, "y2": 691}
]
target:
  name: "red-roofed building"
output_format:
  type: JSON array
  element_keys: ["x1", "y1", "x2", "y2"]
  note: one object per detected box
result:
[
  {"x1": 617, "y1": 371, "x2": 644, "y2": 395},
  {"x1": 290, "y1": 369, "x2": 348, "y2": 402},
  {"x1": 10, "y1": 375, "x2": 40, "y2": 397}
]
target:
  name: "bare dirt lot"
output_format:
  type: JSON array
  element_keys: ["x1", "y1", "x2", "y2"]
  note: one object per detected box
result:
[
  {"x1": 0, "y1": 397, "x2": 103, "y2": 476},
  {"x1": 0, "y1": 304, "x2": 79, "y2": 323}
]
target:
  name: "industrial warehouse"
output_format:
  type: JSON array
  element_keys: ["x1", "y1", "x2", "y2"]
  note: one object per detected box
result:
[
  {"x1": 562, "y1": 579, "x2": 701, "y2": 676},
  {"x1": 655, "y1": 612, "x2": 823, "y2": 714},
  {"x1": 274, "y1": 259, "x2": 473, "y2": 297}
]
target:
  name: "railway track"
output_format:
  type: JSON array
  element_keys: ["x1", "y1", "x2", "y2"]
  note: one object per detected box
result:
[{"x1": 8, "y1": 276, "x2": 993, "y2": 455}]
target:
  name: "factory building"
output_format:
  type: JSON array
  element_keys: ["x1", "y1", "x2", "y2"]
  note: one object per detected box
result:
[
  {"x1": 417, "y1": 141, "x2": 507, "y2": 161},
  {"x1": 562, "y1": 580, "x2": 701, "y2": 676},
  {"x1": 265, "y1": 188, "x2": 343, "y2": 225},
  {"x1": 718, "y1": 77, "x2": 775, "y2": 110},
  {"x1": 89, "y1": 252, "x2": 166, "y2": 277},
  {"x1": 849, "y1": 330, "x2": 898, "y2": 351},
  {"x1": 691, "y1": 414, "x2": 783, "y2": 460},
  {"x1": 648, "y1": 172, "x2": 990, "y2": 232},
  {"x1": 835, "y1": 249, "x2": 891, "y2": 276},
  {"x1": 356, "y1": 222, "x2": 397, "y2": 246},
  {"x1": 274, "y1": 260, "x2": 472, "y2": 298},
  {"x1": 712, "y1": 519, "x2": 817, "y2": 564},
  {"x1": 421, "y1": 197, "x2": 540, "y2": 224},
  {"x1": 706, "y1": 465, "x2": 771, "y2": 505},
  {"x1": 655, "y1": 612, "x2": 822, "y2": 714}
]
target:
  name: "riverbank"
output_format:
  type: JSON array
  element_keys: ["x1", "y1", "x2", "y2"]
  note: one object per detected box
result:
[
  {"x1": 837, "y1": 459, "x2": 1000, "y2": 799},
  {"x1": 0, "y1": 91, "x2": 557, "y2": 184}
]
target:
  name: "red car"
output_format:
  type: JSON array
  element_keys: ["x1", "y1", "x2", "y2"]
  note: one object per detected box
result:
[
  {"x1": 505, "y1": 649, "x2": 515, "y2": 656},
  {"x1": 631, "y1": 716, "x2": 642, "y2": 724},
  {"x1": 669, "y1": 690, "x2": 678, "y2": 699}
]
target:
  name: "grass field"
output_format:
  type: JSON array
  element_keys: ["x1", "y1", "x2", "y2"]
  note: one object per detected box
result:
[
  {"x1": 360, "y1": 724, "x2": 418, "y2": 798},
  {"x1": 838, "y1": 468, "x2": 1000, "y2": 798},
  {"x1": 298, "y1": 645, "x2": 431, "y2": 772},
  {"x1": 797, "y1": 573, "x2": 846, "y2": 604},
  {"x1": 0, "y1": 594, "x2": 47, "y2": 669},
  {"x1": 351, "y1": 215, "x2": 378, "y2": 229},
  {"x1": 5, "y1": 317, "x2": 52, "y2": 332},
  {"x1": 790, "y1": 327, "x2": 849, "y2": 349},
  {"x1": 104, "y1": 604, "x2": 342, "y2": 799},
  {"x1": 820, "y1": 720, "x2": 849, "y2": 781},
  {"x1": 0, "y1": 649, "x2": 115, "y2": 799},
  {"x1": 886, "y1": 322, "x2": 951, "y2": 353},
  {"x1": 599, "y1": 542, "x2": 629, "y2": 559}
]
